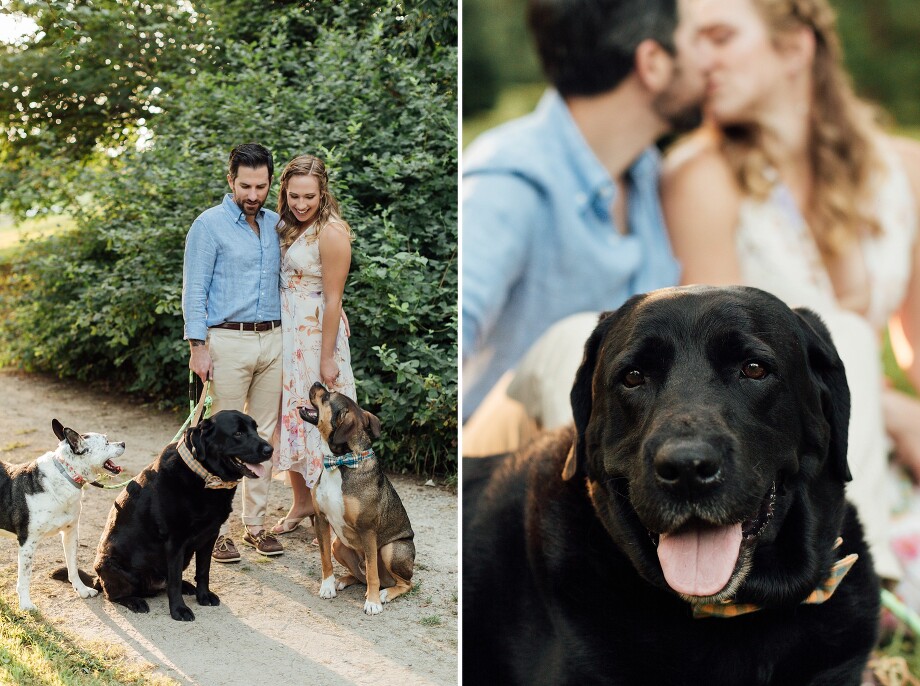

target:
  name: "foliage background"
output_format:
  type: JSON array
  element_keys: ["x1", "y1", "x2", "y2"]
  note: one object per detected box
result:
[
  {"x1": 462, "y1": 0, "x2": 920, "y2": 130},
  {"x1": 0, "y1": 0, "x2": 458, "y2": 475}
]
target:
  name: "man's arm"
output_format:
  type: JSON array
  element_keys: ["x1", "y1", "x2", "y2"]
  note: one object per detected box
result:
[
  {"x1": 182, "y1": 218, "x2": 218, "y2": 382},
  {"x1": 461, "y1": 173, "x2": 541, "y2": 361}
]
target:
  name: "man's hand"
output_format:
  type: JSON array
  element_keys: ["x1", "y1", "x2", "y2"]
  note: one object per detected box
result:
[{"x1": 189, "y1": 342, "x2": 213, "y2": 383}]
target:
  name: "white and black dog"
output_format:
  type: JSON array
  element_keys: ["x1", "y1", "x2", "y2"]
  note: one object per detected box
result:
[{"x1": 0, "y1": 419, "x2": 124, "y2": 610}]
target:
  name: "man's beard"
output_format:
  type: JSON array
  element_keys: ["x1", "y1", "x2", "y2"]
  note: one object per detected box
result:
[
  {"x1": 235, "y1": 196, "x2": 264, "y2": 216},
  {"x1": 654, "y1": 66, "x2": 704, "y2": 134}
]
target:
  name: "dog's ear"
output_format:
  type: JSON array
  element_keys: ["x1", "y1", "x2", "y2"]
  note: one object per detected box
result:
[
  {"x1": 189, "y1": 418, "x2": 212, "y2": 462},
  {"x1": 563, "y1": 310, "x2": 620, "y2": 481},
  {"x1": 362, "y1": 410, "x2": 382, "y2": 440},
  {"x1": 54, "y1": 419, "x2": 85, "y2": 455},
  {"x1": 52, "y1": 418, "x2": 66, "y2": 441},
  {"x1": 330, "y1": 407, "x2": 359, "y2": 449},
  {"x1": 793, "y1": 307, "x2": 851, "y2": 482}
]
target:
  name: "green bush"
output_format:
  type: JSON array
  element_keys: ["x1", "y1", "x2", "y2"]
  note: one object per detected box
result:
[{"x1": 0, "y1": 1, "x2": 458, "y2": 475}]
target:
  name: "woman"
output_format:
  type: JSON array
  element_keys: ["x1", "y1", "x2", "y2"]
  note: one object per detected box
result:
[
  {"x1": 272, "y1": 154, "x2": 356, "y2": 535},
  {"x1": 661, "y1": 0, "x2": 920, "y2": 583}
]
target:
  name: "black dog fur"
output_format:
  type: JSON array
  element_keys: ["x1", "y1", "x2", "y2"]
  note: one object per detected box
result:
[
  {"x1": 56, "y1": 410, "x2": 272, "y2": 621},
  {"x1": 463, "y1": 285, "x2": 880, "y2": 686}
]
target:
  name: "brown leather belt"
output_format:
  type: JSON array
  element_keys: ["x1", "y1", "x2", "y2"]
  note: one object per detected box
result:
[{"x1": 211, "y1": 320, "x2": 281, "y2": 332}]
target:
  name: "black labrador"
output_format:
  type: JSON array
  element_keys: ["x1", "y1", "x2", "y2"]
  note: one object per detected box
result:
[
  {"x1": 463, "y1": 285, "x2": 880, "y2": 686},
  {"x1": 59, "y1": 410, "x2": 273, "y2": 621}
]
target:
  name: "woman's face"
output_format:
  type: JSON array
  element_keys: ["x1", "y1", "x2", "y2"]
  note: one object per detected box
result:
[
  {"x1": 692, "y1": 0, "x2": 796, "y2": 124},
  {"x1": 286, "y1": 174, "x2": 321, "y2": 226}
]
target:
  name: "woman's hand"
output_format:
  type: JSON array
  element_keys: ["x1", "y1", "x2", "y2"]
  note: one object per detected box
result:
[
  {"x1": 884, "y1": 387, "x2": 920, "y2": 482},
  {"x1": 320, "y1": 357, "x2": 340, "y2": 387}
]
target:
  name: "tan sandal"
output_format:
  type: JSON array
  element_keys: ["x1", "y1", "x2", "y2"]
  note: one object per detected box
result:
[{"x1": 271, "y1": 514, "x2": 315, "y2": 536}]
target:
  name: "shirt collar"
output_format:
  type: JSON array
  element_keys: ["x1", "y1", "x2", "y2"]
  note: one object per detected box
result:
[
  {"x1": 540, "y1": 90, "x2": 660, "y2": 220},
  {"x1": 221, "y1": 193, "x2": 265, "y2": 224}
]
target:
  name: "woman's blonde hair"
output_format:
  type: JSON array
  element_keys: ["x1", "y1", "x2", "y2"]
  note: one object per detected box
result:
[
  {"x1": 276, "y1": 154, "x2": 353, "y2": 248},
  {"x1": 719, "y1": 0, "x2": 882, "y2": 255}
]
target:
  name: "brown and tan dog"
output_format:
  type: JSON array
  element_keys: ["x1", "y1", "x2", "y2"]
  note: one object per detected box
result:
[{"x1": 299, "y1": 382, "x2": 415, "y2": 615}]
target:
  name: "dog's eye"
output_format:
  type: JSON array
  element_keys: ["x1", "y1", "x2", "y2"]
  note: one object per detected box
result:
[
  {"x1": 623, "y1": 369, "x2": 646, "y2": 388},
  {"x1": 741, "y1": 362, "x2": 768, "y2": 380},
  {"x1": 234, "y1": 431, "x2": 242, "y2": 437}
]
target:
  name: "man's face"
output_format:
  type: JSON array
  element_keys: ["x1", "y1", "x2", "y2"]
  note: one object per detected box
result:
[
  {"x1": 228, "y1": 165, "x2": 271, "y2": 217},
  {"x1": 653, "y1": 0, "x2": 706, "y2": 132}
]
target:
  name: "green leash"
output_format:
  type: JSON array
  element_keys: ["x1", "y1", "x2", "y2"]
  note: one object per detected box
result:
[
  {"x1": 90, "y1": 373, "x2": 213, "y2": 491},
  {"x1": 881, "y1": 589, "x2": 920, "y2": 635},
  {"x1": 171, "y1": 372, "x2": 213, "y2": 443}
]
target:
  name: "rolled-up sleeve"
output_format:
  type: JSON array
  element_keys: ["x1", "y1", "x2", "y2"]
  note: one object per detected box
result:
[
  {"x1": 182, "y1": 219, "x2": 217, "y2": 340},
  {"x1": 461, "y1": 173, "x2": 541, "y2": 361}
]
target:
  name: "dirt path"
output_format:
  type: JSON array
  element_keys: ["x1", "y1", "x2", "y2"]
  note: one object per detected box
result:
[{"x1": 0, "y1": 370, "x2": 458, "y2": 685}]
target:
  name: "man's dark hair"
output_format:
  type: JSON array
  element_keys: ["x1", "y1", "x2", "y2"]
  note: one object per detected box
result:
[
  {"x1": 228, "y1": 143, "x2": 274, "y2": 180},
  {"x1": 528, "y1": 0, "x2": 678, "y2": 97}
]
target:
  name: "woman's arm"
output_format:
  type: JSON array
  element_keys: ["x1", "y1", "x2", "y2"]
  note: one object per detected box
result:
[
  {"x1": 889, "y1": 135, "x2": 920, "y2": 391},
  {"x1": 882, "y1": 135, "x2": 920, "y2": 480},
  {"x1": 661, "y1": 139, "x2": 744, "y2": 286},
  {"x1": 318, "y1": 222, "x2": 352, "y2": 387}
]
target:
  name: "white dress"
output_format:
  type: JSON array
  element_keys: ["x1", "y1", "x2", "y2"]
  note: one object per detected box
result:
[{"x1": 277, "y1": 225, "x2": 357, "y2": 488}]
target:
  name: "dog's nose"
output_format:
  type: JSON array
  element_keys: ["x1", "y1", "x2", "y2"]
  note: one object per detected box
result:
[
  {"x1": 261, "y1": 443, "x2": 273, "y2": 457},
  {"x1": 653, "y1": 440, "x2": 723, "y2": 495}
]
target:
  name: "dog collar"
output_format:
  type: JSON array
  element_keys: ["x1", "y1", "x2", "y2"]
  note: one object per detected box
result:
[
  {"x1": 693, "y1": 539, "x2": 858, "y2": 619},
  {"x1": 323, "y1": 448, "x2": 375, "y2": 470},
  {"x1": 52, "y1": 456, "x2": 88, "y2": 490},
  {"x1": 177, "y1": 439, "x2": 241, "y2": 490}
]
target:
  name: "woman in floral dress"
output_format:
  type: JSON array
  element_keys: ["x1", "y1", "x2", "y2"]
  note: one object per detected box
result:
[{"x1": 272, "y1": 154, "x2": 356, "y2": 535}]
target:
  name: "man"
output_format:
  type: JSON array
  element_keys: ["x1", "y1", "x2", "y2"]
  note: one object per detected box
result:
[
  {"x1": 182, "y1": 142, "x2": 284, "y2": 562},
  {"x1": 462, "y1": 0, "x2": 705, "y2": 435}
]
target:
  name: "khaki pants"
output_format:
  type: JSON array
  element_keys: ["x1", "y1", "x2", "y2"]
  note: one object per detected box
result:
[{"x1": 206, "y1": 327, "x2": 282, "y2": 531}]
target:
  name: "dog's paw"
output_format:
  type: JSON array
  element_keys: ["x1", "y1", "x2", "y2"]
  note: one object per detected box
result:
[
  {"x1": 74, "y1": 585, "x2": 98, "y2": 599},
  {"x1": 363, "y1": 599, "x2": 383, "y2": 615},
  {"x1": 181, "y1": 580, "x2": 197, "y2": 595},
  {"x1": 197, "y1": 591, "x2": 220, "y2": 607},
  {"x1": 319, "y1": 576, "x2": 337, "y2": 599},
  {"x1": 380, "y1": 589, "x2": 389, "y2": 603},
  {"x1": 170, "y1": 605, "x2": 195, "y2": 621},
  {"x1": 18, "y1": 599, "x2": 36, "y2": 612},
  {"x1": 123, "y1": 597, "x2": 150, "y2": 613},
  {"x1": 335, "y1": 574, "x2": 358, "y2": 591}
]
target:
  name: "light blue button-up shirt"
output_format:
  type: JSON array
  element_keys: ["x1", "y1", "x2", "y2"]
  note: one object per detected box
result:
[
  {"x1": 182, "y1": 194, "x2": 282, "y2": 341},
  {"x1": 462, "y1": 90, "x2": 680, "y2": 421}
]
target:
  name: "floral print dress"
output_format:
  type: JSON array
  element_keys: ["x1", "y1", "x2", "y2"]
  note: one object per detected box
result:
[{"x1": 278, "y1": 224, "x2": 356, "y2": 487}]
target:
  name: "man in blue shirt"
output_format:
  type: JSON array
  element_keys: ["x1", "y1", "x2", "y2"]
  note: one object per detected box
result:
[
  {"x1": 462, "y1": 0, "x2": 705, "y2": 427},
  {"x1": 183, "y1": 143, "x2": 284, "y2": 562}
]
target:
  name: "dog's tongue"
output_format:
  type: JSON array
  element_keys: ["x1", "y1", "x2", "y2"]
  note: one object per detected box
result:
[
  {"x1": 247, "y1": 462, "x2": 267, "y2": 479},
  {"x1": 657, "y1": 522, "x2": 742, "y2": 596}
]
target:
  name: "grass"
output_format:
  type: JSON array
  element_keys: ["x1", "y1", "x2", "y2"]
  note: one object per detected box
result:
[
  {"x1": 0, "y1": 214, "x2": 76, "y2": 261},
  {"x1": 0, "y1": 587, "x2": 175, "y2": 685},
  {"x1": 419, "y1": 615, "x2": 442, "y2": 627}
]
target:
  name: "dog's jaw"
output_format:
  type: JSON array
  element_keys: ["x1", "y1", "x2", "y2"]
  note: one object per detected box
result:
[{"x1": 651, "y1": 482, "x2": 777, "y2": 601}]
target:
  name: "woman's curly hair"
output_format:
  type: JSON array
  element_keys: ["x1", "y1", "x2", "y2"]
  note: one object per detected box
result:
[
  {"x1": 276, "y1": 154, "x2": 353, "y2": 248},
  {"x1": 719, "y1": 0, "x2": 883, "y2": 256}
]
